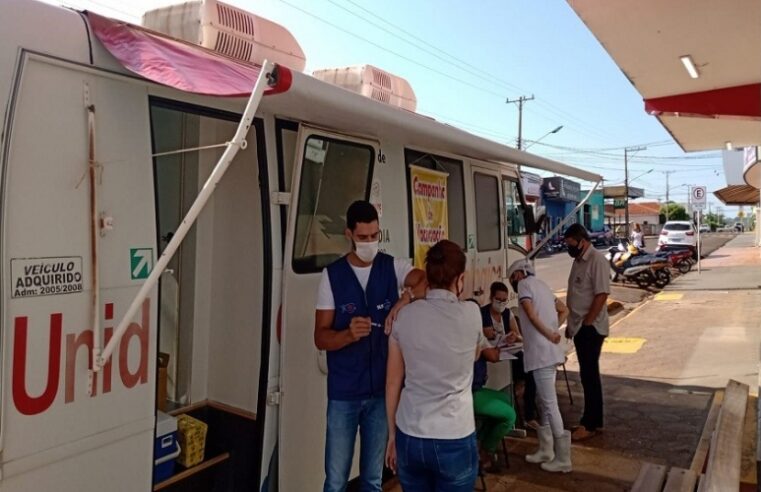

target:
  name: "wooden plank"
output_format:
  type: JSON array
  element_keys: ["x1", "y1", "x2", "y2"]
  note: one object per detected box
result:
[
  {"x1": 631, "y1": 462, "x2": 667, "y2": 492},
  {"x1": 168, "y1": 399, "x2": 209, "y2": 417},
  {"x1": 690, "y1": 391, "x2": 725, "y2": 473},
  {"x1": 663, "y1": 467, "x2": 699, "y2": 492},
  {"x1": 704, "y1": 380, "x2": 749, "y2": 492},
  {"x1": 696, "y1": 474, "x2": 706, "y2": 492},
  {"x1": 153, "y1": 452, "x2": 230, "y2": 491}
]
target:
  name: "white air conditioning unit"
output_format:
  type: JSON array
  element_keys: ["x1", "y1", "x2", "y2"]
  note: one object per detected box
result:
[
  {"x1": 312, "y1": 65, "x2": 417, "y2": 112},
  {"x1": 142, "y1": 0, "x2": 306, "y2": 72}
]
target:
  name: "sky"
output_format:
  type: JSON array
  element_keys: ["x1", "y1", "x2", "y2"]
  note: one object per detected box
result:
[{"x1": 42, "y1": 0, "x2": 741, "y2": 217}]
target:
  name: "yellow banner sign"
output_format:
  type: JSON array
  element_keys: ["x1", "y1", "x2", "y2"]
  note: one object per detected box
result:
[{"x1": 410, "y1": 165, "x2": 449, "y2": 268}]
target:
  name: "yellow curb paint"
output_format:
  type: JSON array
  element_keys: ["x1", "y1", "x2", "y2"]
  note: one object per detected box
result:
[
  {"x1": 654, "y1": 292, "x2": 683, "y2": 301},
  {"x1": 602, "y1": 337, "x2": 646, "y2": 354}
]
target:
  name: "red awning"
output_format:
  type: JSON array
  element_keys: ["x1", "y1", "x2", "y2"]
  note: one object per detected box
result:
[
  {"x1": 644, "y1": 83, "x2": 761, "y2": 121},
  {"x1": 86, "y1": 12, "x2": 290, "y2": 97}
]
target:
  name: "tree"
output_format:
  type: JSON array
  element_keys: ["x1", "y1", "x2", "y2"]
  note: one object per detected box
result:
[
  {"x1": 659, "y1": 203, "x2": 688, "y2": 223},
  {"x1": 703, "y1": 212, "x2": 726, "y2": 230}
]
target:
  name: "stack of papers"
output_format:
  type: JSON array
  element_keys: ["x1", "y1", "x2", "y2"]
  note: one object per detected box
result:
[{"x1": 498, "y1": 348, "x2": 518, "y2": 361}]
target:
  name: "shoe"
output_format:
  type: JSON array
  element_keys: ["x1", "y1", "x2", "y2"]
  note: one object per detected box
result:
[
  {"x1": 541, "y1": 430, "x2": 572, "y2": 473},
  {"x1": 525, "y1": 424, "x2": 554, "y2": 464},
  {"x1": 571, "y1": 426, "x2": 598, "y2": 442}
]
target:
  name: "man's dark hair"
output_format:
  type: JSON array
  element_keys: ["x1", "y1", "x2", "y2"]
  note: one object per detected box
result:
[
  {"x1": 346, "y1": 200, "x2": 379, "y2": 231},
  {"x1": 490, "y1": 281, "x2": 509, "y2": 298},
  {"x1": 563, "y1": 223, "x2": 590, "y2": 242}
]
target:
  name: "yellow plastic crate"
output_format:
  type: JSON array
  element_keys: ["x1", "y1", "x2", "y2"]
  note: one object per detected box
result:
[{"x1": 176, "y1": 414, "x2": 207, "y2": 468}]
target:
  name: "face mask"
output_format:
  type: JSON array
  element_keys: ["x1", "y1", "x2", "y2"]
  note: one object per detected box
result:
[
  {"x1": 355, "y1": 240, "x2": 379, "y2": 263},
  {"x1": 567, "y1": 243, "x2": 583, "y2": 258},
  {"x1": 492, "y1": 300, "x2": 508, "y2": 313}
]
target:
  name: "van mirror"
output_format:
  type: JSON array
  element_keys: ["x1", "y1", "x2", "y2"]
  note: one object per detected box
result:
[{"x1": 523, "y1": 208, "x2": 539, "y2": 234}]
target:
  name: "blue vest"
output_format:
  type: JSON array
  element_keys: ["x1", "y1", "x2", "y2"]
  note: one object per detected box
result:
[
  {"x1": 473, "y1": 304, "x2": 512, "y2": 390},
  {"x1": 326, "y1": 253, "x2": 399, "y2": 400}
]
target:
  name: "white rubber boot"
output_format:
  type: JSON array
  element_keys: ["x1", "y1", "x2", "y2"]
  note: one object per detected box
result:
[
  {"x1": 541, "y1": 430, "x2": 573, "y2": 473},
  {"x1": 525, "y1": 424, "x2": 554, "y2": 464}
]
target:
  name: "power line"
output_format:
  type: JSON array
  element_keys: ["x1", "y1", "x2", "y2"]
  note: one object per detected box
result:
[
  {"x1": 292, "y1": 0, "x2": 619, "y2": 142},
  {"x1": 339, "y1": 0, "x2": 619, "y2": 140},
  {"x1": 280, "y1": 0, "x2": 510, "y2": 100}
]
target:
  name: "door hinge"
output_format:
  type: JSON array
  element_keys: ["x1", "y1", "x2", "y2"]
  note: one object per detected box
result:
[
  {"x1": 267, "y1": 391, "x2": 282, "y2": 406},
  {"x1": 270, "y1": 192, "x2": 291, "y2": 206}
]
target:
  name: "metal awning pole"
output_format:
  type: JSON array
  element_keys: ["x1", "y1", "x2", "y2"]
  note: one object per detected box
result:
[
  {"x1": 528, "y1": 179, "x2": 602, "y2": 260},
  {"x1": 93, "y1": 60, "x2": 276, "y2": 371}
]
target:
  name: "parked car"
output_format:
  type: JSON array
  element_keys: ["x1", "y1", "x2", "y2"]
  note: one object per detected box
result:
[
  {"x1": 734, "y1": 222, "x2": 745, "y2": 232},
  {"x1": 699, "y1": 224, "x2": 710, "y2": 233},
  {"x1": 589, "y1": 225, "x2": 614, "y2": 246},
  {"x1": 658, "y1": 220, "x2": 702, "y2": 259}
]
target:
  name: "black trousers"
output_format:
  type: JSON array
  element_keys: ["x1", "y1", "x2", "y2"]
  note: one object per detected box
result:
[{"x1": 573, "y1": 325, "x2": 605, "y2": 430}]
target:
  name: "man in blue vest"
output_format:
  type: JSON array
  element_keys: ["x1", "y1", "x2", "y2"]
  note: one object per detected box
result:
[{"x1": 315, "y1": 200, "x2": 425, "y2": 492}]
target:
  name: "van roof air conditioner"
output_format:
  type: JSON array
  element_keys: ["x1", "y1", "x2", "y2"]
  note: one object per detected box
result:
[
  {"x1": 142, "y1": 0, "x2": 306, "y2": 72},
  {"x1": 312, "y1": 65, "x2": 417, "y2": 112}
]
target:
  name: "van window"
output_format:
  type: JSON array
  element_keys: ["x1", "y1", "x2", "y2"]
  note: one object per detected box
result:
[
  {"x1": 293, "y1": 136, "x2": 374, "y2": 273},
  {"x1": 503, "y1": 178, "x2": 527, "y2": 243},
  {"x1": 404, "y1": 149, "x2": 466, "y2": 249},
  {"x1": 474, "y1": 172, "x2": 501, "y2": 251}
]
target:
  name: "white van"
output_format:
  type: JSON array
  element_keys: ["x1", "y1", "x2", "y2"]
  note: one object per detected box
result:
[{"x1": 0, "y1": 1, "x2": 600, "y2": 490}]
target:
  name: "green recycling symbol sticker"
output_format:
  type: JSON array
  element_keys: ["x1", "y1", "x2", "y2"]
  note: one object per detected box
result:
[{"x1": 130, "y1": 248, "x2": 153, "y2": 280}]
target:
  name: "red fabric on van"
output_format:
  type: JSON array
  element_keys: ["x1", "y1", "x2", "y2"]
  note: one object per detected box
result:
[{"x1": 86, "y1": 12, "x2": 290, "y2": 97}]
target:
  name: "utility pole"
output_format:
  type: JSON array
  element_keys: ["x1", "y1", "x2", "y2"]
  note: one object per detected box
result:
[
  {"x1": 663, "y1": 170, "x2": 676, "y2": 221},
  {"x1": 506, "y1": 95, "x2": 535, "y2": 150},
  {"x1": 624, "y1": 146, "x2": 647, "y2": 239}
]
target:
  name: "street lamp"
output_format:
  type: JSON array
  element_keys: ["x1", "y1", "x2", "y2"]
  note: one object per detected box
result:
[
  {"x1": 523, "y1": 125, "x2": 563, "y2": 150},
  {"x1": 629, "y1": 168, "x2": 654, "y2": 183}
]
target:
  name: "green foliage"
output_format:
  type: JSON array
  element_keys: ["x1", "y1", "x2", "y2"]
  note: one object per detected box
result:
[{"x1": 659, "y1": 202, "x2": 689, "y2": 223}]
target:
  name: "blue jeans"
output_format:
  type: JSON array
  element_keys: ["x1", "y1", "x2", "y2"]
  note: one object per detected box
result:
[
  {"x1": 324, "y1": 398, "x2": 387, "y2": 492},
  {"x1": 396, "y1": 430, "x2": 478, "y2": 492}
]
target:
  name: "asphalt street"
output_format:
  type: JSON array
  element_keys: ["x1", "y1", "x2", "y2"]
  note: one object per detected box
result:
[{"x1": 534, "y1": 232, "x2": 739, "y2": 292}]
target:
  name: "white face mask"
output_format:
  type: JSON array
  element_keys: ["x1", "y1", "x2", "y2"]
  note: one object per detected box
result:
[
  {"x1": 355, "y1": 240, "x2": 379, "y2": 263},
  {"x1": 492, "y1": 300, "x2": 508, "y2": 313}
]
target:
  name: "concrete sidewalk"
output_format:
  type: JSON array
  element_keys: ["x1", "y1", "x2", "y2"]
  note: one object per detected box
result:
[
  {"x1": 560, "y1": 232, "x2": 761, "y2": 472},
  {"x1": 667, "y1": 232, "x2": 761, "y2": 291},
  {"x1": 386, "y1": 234, "x2": 760, "y2": 491}
]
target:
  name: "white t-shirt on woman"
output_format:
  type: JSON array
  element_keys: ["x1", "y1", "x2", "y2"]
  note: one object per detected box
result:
[
  {"x1": 391, "y1": 289, "x2": 482, "y2": 439},
  {"x1": 631, "y1": 230, "x2": 644, "y2": 248}
]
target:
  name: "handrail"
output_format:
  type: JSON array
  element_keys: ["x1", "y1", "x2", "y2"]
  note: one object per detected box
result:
[{"x1": 92, "y1": 60, "x2": 276, "y2": 371}]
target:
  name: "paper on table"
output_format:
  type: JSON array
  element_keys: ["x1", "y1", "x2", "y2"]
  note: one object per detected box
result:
[{"x1": 499, "y1": 348, "x2": 518, "y2": 361}]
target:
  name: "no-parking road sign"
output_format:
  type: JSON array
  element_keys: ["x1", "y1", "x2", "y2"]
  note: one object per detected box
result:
[{"x1": 691, "y1": 186, "x2": 707, "y2": 210}]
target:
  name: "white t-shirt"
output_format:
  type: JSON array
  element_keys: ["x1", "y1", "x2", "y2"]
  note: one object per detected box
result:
[
  {"x1": 631, "y1": 231, "x2": 644, "y2": 248},
  {"x1": 516, "y1": 276, "x2": 565, "y2": 372},
  {"x1": 392, "y1": 289, "x2": 481, "y2": 439},
  {"x1": 315, "y1": 257, "x2": 413, "y2": 310}
]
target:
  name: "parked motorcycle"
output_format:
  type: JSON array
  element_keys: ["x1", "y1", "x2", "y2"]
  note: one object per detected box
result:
[
  {"x1": 654, "y1": 248, "x2": 695, "y2": 274},
  {"x1": 606, "y1": 243, "x2": 672, "y2": 289},
  {"x1": 541, "y1": 237, "x2": 567, "y2": 255}
]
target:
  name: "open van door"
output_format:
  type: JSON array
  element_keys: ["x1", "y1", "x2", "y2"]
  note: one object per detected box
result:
[
  {"x1": 278, "y1": 127, "x2": 378, "y2": 491},
  {"x1": 469, "y1": 164, "x2": 507, "y2": 303},
  {"x1": 501, "y1": 172, "x2": 532, "y2": 271}
]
